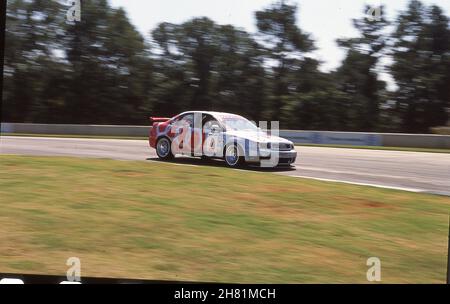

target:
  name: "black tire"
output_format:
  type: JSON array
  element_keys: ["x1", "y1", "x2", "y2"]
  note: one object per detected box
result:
[
  {"x1": 200, "y1": 155, "x2": 210, "y2": 161},
  {"x1": 224, "y1": 143, "x2": 245, "y2": 168},
  {"x1": 156, "y1": 137, "x2": 174, "y2": 160}
]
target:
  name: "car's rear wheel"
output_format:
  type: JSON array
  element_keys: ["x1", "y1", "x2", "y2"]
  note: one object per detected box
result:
[
  {"x1": 224, "y1": 144, "x2": 244, "y2": 168},
  {"x1": 156, "y1": 137, "x2": 174, "y2": 160}
]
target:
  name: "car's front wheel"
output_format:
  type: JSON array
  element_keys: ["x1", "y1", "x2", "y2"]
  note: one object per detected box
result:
[
  {"x1": 156, "y1": 137, "x2": 174, "y2": 160},
  {"x1": 224, "y1": 144, "x2": 244, "y2": 168}
]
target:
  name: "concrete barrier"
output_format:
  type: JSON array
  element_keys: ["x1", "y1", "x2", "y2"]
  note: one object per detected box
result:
[
  {"x1": 1, "y1": 122, "x2": 450, "y2": 149},
  {"x1": 382, "y1": 133, "x2": 450, "y2": 149},
  {"x1": 279, "y1": 130, "x2": 382, "y2": 146},
  {"x1": 1, "y1": 123, "x2": 149, "y2": 137}
]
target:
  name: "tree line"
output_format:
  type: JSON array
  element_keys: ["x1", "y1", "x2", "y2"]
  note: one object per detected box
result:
[{"x1": 2, "y1": 0, "x2": 449, "y2": 133}]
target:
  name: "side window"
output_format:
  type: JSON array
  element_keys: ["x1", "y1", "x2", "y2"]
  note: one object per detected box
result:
[
  {"x1": 174, "y1": 113, "x2": 194, "y2": 128},
  {"x1": 203, "y1": 115, "x2": 219, "y2": 133}
]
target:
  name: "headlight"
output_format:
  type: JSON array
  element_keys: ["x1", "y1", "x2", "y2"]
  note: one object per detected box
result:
[{"x1": 259, "y1": 142, "x2": 271, "y2": 150}]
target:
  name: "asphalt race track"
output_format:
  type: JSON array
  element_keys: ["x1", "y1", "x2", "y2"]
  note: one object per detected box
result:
[{"x1": 1, "y1": 136, "x2": 449, "y2": 196}]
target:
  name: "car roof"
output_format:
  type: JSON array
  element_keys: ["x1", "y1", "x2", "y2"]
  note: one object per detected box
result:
[{"x1": 177, "y1": 111, "x2": 243, "y2": 120}]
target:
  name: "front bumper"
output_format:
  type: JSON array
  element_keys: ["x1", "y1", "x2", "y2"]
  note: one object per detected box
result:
[{"x1": 245, "y1": 149, "x2": 297, "y2": 166}]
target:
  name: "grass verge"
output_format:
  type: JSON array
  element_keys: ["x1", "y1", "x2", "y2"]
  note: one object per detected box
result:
[{"x1": 0, "y1": 155, "x2": 449, "y2": 283}]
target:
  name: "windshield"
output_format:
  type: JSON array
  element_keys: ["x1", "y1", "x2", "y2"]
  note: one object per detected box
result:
[{"x1": 220, "y1": 116, "x2": 258, "y2": 131}]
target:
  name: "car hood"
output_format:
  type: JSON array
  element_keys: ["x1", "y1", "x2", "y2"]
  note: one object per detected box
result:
[{"x1": 224, "y1": 130, "x2": 291, "y2": 144}]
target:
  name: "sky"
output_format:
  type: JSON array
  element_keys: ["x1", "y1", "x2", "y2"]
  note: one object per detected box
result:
[{"x1": 108, "y1": 0, "x2": 450, "y2": 87}]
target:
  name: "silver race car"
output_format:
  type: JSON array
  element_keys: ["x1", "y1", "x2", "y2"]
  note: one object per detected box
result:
[{"x1": 149, "y1": 111, "x2": 297, "y2": 167}]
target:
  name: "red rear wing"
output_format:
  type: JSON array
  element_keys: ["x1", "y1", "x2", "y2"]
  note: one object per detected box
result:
[{"x1": 149, "y1": 117, "x2": 171, "y2": 124}]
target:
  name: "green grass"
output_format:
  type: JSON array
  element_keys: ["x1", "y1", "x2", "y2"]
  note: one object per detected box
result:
[
  {"x1": 0, "y1": 155, "x2": 449, "y2": 283},
  {"x1": 2, "y1": 132, "x2": 449, "y2": 153}
]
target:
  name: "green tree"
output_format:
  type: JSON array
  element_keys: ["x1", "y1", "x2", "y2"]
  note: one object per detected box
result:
[
  {"x1": 255, "y1": 1, "x2": 315, "y2": 122},
  {"x1": 150, "y1": 22, "x2": 193, "y2": 116},
  {"x1": 151, "y1": 18, "x2": 267, "y2": 121},
  {"x1": 3, "y1": 0, "x2": 65, "y2": 122},
  {"x1": 3, "y1": 0, "x2": 449, "y2": 133},
  {"x1": 63, "y1": 0, "x2": 153, "y2": 124},
  {"x1": 335, "y1": 5, "x2": 389, "y2": 131},
  {"x1": 3, "y1": 0, "x2": 154, "y2": 124},
  {"x1": 210, "y1": 24, "x2": 267, "y2": 121},
  {"x1": 390, "y1": 0, "x2": 450, "y2": 132},
  {"x1": 283, "y1": 64, "x2": 351, "y2": 130}
]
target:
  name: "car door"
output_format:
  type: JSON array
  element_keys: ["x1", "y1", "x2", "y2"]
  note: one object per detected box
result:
[
  {"x1": 202, "y1": 116, "x2": 224, "y2": 157},
  {"x1": 170, "y1": 113, "x2": 194, "y2": 155}
]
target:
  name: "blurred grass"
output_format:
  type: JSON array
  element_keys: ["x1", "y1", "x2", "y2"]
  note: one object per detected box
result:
[{"x1": 0, "y1": 155, "x2": 449, "y2": 283}]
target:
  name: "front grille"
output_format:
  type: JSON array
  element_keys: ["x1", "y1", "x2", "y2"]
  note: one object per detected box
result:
[
  {"x1": 259, "y1": 142, "x2": 293, "y2": 151},
  {"x1": 275, "y1": 143, "x2": 292, "y2": 151},
  {"x1": 278, "y1": 157, "x2": 295, "y2": 165}
]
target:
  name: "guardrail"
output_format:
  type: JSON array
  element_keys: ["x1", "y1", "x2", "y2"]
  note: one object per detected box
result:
[
  {"x1": 0, "y1": 123, "x2": 150, "y2": 137},
  {"x1": 279, "y1": 130, "x2": 450, "y2": 149},
  {"x1": 1, "y1": 122, "x2": 450, "y2": 149}
]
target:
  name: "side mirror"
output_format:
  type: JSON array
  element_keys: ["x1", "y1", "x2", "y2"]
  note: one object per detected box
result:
[{"x1": 210, "y1": 124, "x2": 221, "y2": 133}]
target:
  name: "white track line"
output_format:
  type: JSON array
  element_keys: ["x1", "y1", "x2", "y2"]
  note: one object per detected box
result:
[
  {"x1": 290, "y1": 174, "x2": 432, "y2": 193},
  {"x1": 147, "y1": 159, "x2": 441, "y2": 194},
  {"x1": 295, "y1": 166, "x2": 417, "y2": 180}
]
